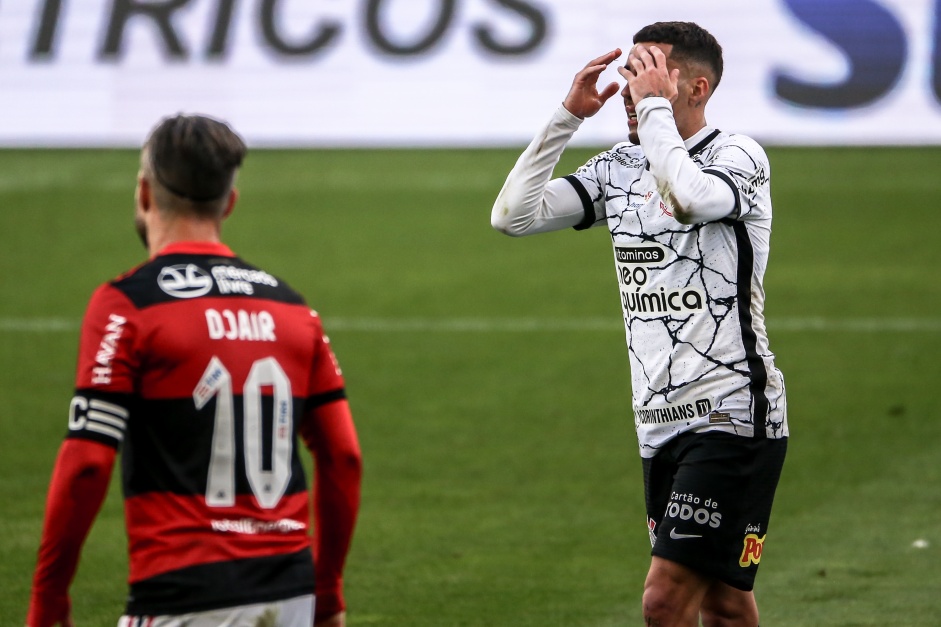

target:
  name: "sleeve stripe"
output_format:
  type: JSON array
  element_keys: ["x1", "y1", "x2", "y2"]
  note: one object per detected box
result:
[
  {"x1": 703, "y1": 168, "x2": 742, "y2": 220},
  {"x1": 87, "y1": 410, "x2": 126, "y2": 430},
  {"x1": 563, "y1": 175, "x2": 598, "y2": 231},
  {"x1": 84, "y1": 422, "x2": 125, "y2": 442},
  {"x1": 89, "y1": 398, "x2": 130, "y2": 419},
  {"x1": 307, "y1": 388, "x2": 347, "y2": 410}
]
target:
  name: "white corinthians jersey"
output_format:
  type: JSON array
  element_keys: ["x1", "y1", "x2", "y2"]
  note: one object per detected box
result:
[{"x1": 567, "y1": 129, "x2": 787, "y2": 457}]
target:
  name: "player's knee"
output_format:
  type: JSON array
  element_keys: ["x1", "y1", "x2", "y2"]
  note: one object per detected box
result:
[
  {"x1": 641, "y1": 583, "x2": 671, "y2": 623},
  {"x1": 642, "y1": 579, "x2": 691, "y2": 624},
  {"x1": 643, "y1": 558, "x2": 714, "y2": 625}
]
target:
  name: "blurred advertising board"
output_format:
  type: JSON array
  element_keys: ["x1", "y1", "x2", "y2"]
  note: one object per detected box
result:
[{"x1": 1, "y1": 0, "x2": 939, "y2": 146}]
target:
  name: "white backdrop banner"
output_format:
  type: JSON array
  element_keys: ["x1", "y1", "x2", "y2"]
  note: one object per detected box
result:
[{"x1": 1, "y1": 0, "x2": 940, "y2": 146}]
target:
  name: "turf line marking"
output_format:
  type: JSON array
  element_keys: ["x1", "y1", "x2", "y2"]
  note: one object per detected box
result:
[
  {"x1": 0, "y1": 318, "x2": 79, "y2": 332},
  {"x1": 3, "y1": 317, "x2": 941, "y2": 333}
]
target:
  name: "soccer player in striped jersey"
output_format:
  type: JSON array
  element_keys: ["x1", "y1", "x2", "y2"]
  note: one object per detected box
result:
[
  {"x1": 491, "y1": 22, "x2": 788, "y2": 626},
  {"x1": 27, "y1": 115, "x2": 362, "y2": 627}
]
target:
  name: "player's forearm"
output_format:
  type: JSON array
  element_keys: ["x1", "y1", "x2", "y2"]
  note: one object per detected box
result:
[
  {"x1": 313, "y1": 462, "x2": 361, "y2": 620},
  {"x1": 637, "y1": 97, "x2": 735, "y2": 224},
  {"x1": 491, "y1": 106, "x2": 587, "y2": 235},
  {"x1": 305, "y1": 400, "x2": 362, "y2": 620},
  {"x1": 314, "y1": 455, "x2": 362, "y2": 567}
]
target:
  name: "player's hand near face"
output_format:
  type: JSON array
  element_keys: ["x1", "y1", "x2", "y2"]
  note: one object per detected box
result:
[
  {"x1": 562, "y1": 49, "x2": 622, "y2": 119},
  {"x1": 619, "y1": 44, "x2": 679, "y2": 104}
]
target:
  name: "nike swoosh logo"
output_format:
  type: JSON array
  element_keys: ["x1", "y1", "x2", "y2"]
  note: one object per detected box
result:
[{"x1": 669, "y1": 528, "x2": 703, "y2": 540}]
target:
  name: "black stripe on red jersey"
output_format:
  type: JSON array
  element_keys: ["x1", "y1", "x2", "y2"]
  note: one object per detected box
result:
[
  {"x1": 66, "y1": 389, "x2": 135, "y2": 449},
  {"x1": 306, "y1": 388, "x2": 346, "y2": 411},
  {"x1": 125, "y1": 547, "x2": 315, "y2": 614},
  {"x1": 564, "y1": 174, "x2": 598, "y2": 231},
  {"x1": 121, "y1": 397, "x2": 309, "y2": 498},
  {"x1": 113, "y1": 254, "x2": 305, "y2": 309},
  {"x1": 723, "y1": 218, "x2": 770, "y2": 438}
]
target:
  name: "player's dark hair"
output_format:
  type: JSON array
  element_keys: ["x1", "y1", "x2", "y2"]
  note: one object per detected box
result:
[
  {"x1": 633, "y1": 21, "x2": 723, "y2": 91},
  {"x1": 144, "y1": 114, "x2": 247, "y2": 218}
]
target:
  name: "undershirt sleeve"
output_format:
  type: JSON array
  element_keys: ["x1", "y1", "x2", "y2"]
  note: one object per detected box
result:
[
  {"x1": 299, "y1": 312, "x2": 361, "y2": 621},
  {"x1": 636, "y1": 97, "x2": 737, "y2": 224},
  {"x1": 298, "y1": 399, "x2": 362, "y2": 622},
  {"x1": 490, "y1": 106, "x2": 590, "y2": 236},
  {"x1": 27, "y1": 439, "x2": 116, "y2": 627}
]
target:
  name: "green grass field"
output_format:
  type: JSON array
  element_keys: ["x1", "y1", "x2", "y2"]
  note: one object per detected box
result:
[{"x1": 2, "y1": 145, "x2": 940, "y2": 625}]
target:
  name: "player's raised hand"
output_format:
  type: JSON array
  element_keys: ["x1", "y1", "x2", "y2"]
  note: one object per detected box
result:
[
  {"x1": 620, "y1": 44, "x2": 679, "y2": 105},
  {"x1": 562, "y1": 49, "x2": 622, "y2": 119}
]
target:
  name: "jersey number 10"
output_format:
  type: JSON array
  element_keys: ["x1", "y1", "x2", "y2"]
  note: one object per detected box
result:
[{"x1": 193, "y1": 356, "x2": 293, "y2": 510}]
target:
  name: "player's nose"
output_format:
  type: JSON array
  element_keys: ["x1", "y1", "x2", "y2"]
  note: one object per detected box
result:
[{"x1": 621, "y1": 83, "x2": 633, "y2": 102}]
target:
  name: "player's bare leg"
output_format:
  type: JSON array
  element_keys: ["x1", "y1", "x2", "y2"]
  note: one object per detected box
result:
[
  {"x1": 642, "y1": 557, "x2": 710, "y2": 626},
  {"x1": 700, "y1": 580, "x2": 759, "y2": 627}
]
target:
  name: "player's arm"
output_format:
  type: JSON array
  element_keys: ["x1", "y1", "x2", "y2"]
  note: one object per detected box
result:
[
  {"x1": 621, "y1": 45, "x2": 736, "y2": 224},
  {"x1": 635, "y1": 97, "x2": 736, "y2": 223},
  {"x1": 315, "y1": 612, "x2": 348, "y2": 627},
  {"x1": 299, "y1": 397, "x2": 362, "y2": 625},
  {"x1": 491, "y1": 50, "x2": 622, "y2": 236},
  {"x1": 27, "y1": 439, "x2": 116, "y2": 627},
  {"x1": 28, "y1": 284, "x2": 135, "y2": 627}
]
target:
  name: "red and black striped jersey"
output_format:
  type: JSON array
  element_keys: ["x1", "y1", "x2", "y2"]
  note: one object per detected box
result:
[{"x1": 66, "y1": 241, "x2": 346, "y2": 614}]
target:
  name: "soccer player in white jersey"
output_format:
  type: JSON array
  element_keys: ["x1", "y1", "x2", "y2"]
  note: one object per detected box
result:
[{"x1": 491, "y1": 21, "x2": 788, "y2": 626}]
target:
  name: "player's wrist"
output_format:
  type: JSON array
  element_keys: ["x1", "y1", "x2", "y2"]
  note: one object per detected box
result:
[
  {"x1": 27, "y1": 590, "x2": 71, "y2": 627},
  {"x1": 315, "y1": 587, "x2": 345, "y2": 620},
  {"x1": 555, "y1": 104, "x2": 585, "y2": 128},
  {"x1": 560, "y1": 98, "x2": 585, "y2": 119},
  {"x1": 634, "y1": 96, "x2": 672, "y2": 116}
]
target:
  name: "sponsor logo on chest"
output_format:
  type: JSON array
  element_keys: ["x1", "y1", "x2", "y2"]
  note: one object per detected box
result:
[{"x1": 614, "y1": 244, "x2": 705, "y2": 318}]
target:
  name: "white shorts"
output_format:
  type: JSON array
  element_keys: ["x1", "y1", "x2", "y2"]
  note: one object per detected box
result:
[{"x1": 117, "y1": 594, "x2": 314, "y2": 627}]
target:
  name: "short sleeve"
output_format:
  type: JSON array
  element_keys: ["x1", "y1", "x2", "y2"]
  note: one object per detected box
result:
[
  {"x1": 306, "y1": 311, "x2": 346, "y2": 409},
  {"x1": 69, "y1": 284, "x2": 138, "y2": 448}
]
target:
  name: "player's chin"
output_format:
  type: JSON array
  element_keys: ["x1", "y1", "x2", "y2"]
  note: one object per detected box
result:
[{"x1": 626, "y1": 117, "x2": 639, "y2": 145}]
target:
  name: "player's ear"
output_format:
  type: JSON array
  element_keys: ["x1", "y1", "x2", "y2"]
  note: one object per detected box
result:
[
  {"x1": 136, "y1": 175, "x2": 153, "y2": 213},
  {"x1": 221, "y1": 188, "x2": 238, "y2": 221},
  {"x1": 690, "y1": 75, "x2": 711, "y2": 107}
]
